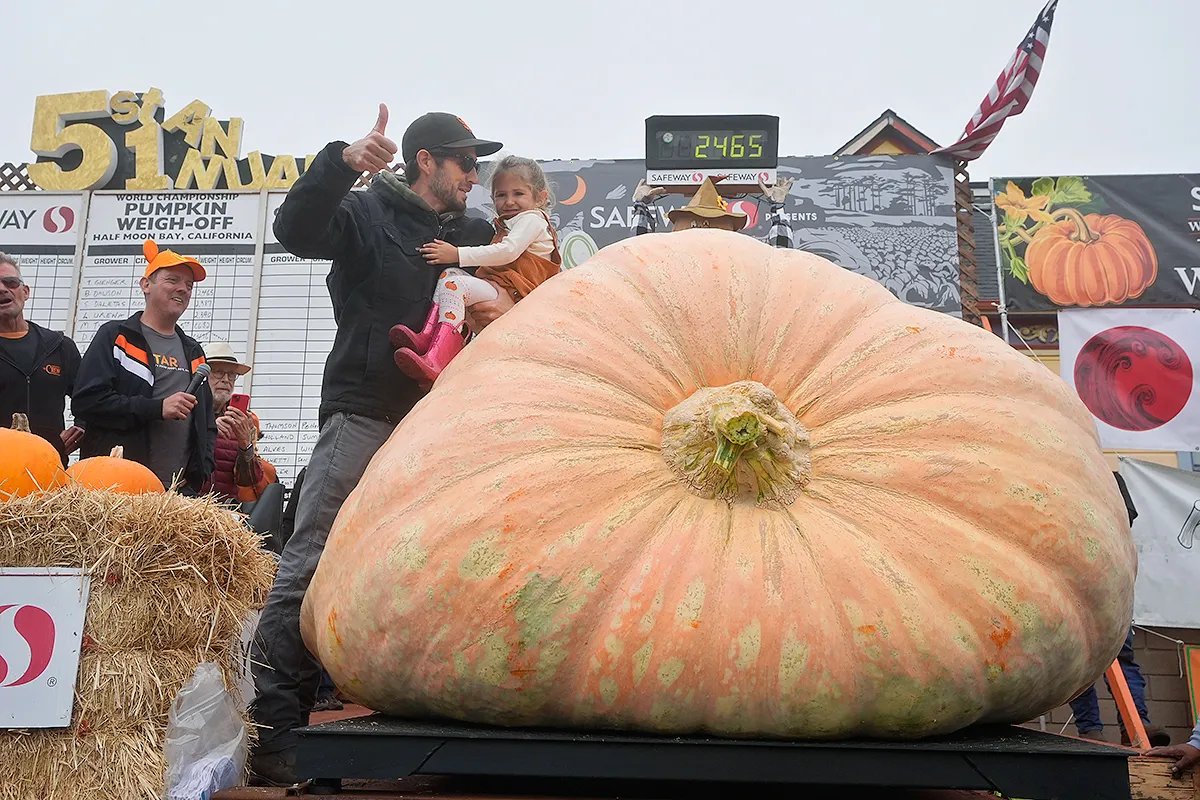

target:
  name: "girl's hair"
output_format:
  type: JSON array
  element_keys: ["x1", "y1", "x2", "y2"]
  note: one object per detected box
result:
[{"x1": 488, "y1": 155, "x2": 555, "y2": 211}]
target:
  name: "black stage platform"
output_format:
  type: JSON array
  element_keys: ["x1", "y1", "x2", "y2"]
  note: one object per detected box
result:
[{"x1": 295, "y1": 716, "x2": 1135, "y2": 800}]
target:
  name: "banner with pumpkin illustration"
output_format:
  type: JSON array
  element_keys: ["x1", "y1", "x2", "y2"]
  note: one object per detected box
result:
[{"x1": 992, "y1": 173, "x2": 1200, "y2": 311}]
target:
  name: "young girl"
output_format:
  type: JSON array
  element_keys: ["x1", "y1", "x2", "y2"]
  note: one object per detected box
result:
[{"x1": 392, "y1": 155, "x2": 562, "y2": 388}]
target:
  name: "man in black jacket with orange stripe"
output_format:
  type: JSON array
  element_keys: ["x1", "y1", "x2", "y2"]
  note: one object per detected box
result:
[
  {"x1": 0, "y1": 254, "x2": 82, "y2": 466},
  {"x1": 73, "y1": 240, "x2": 216, "y2": 493}
]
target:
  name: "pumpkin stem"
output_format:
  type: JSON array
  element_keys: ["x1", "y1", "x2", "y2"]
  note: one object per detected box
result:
[
  {"x1": 12, "y1": 413, "x2": 31, "y2": 433},
  {"x1": 661, "y1": 381, "x2": 810, "y2": 507},
  {"x1": 1052, "y1": 208, "x2": 1098, "y2": 244},
  {"x1": 109, "y1": 446, "x2": 124, "y2": 459},
  {"x1": 712, "y1": 412, "x2": 762, "y2": 472}
]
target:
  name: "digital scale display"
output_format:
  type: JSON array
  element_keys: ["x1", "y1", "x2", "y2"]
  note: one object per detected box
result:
[
  {"x1": 645, "y1": 115, "x2": 779, "y2": 171},
  {"x1": 655, "y1": 130, "x2": 770, "y2": 163}
]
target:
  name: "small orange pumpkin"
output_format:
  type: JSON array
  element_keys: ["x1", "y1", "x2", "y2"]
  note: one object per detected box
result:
[
  {"x1": 1026, "y1": 210, "x2": 1157, "y2": 307},
  {"x1": 0, "y1": 413, "x2": 68, "y2": 499},
  {"x1": 67, "y1": 445, "x2": 165, "y2": 495}
]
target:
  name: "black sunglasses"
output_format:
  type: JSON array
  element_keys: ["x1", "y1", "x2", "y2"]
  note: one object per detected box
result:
[
  {"x1": 0, "y1": 276, "x2": 24, "y2": 289},
  {"x1": 432, "y1": 151, "x2": 479, "y2": 174}
]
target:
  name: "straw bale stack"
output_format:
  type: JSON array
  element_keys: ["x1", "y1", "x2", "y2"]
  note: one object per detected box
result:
[{"x1": 0, "y1": 486, "x2": 276, "y2": 800}]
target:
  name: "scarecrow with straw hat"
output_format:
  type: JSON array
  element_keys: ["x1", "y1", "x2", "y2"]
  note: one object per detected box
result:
[{"x1": 631, "y1": 175, "x2": 797, "y2": 244}]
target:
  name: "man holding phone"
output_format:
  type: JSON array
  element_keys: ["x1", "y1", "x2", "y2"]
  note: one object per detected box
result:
[{"x1": 199, "y1": 341, "x2": 277, "y2": 505}]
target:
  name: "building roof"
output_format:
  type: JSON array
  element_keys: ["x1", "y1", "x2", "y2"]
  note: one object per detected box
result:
[{"x1": 834, "y1": 109, "x2": 942, "y2": 156}]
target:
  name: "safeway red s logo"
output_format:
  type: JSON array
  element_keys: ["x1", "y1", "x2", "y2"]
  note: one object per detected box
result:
[
  {"x1": 0, "y1": 604, "x2": 56, "y2": 687},
  {"x1": 726, "y1": 200, "x2": 760, "y2": 229},
  {"x1": 42, "y1": 207, "x2": 74, "y2": 234}
]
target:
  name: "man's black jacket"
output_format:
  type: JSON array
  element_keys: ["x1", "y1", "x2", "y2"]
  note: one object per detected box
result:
[
  {"x1": 0, "y1": 322, "x2": 80, "y2": 465},
  {"x1": 272, "y1": 142, "x2": 494, "y2": 425},
  {"x1": 72, "y1": 312, "x2": 217, "y2": 492}
]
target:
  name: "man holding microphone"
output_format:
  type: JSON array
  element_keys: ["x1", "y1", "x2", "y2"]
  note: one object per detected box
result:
[{"x1": 73, "y1": 239, "x2": 217, "y2": 493}]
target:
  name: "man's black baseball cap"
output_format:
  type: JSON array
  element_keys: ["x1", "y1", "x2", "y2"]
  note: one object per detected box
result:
[{"x1": 402, "y1": 112, "x2": 503, "y2": 164}]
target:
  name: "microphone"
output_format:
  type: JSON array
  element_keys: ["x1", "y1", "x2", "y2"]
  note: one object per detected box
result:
[{"x1": 185, "y1": 363, "x2": 211, "y2": 396}]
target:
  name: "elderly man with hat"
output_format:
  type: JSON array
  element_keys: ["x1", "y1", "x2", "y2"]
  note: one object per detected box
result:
[
  {"x1": 196, "y1": 342, "x2": 277, "y2": 506},
  {"x1": 73, "y1": 239, "x2": 217, "y2": 494}
]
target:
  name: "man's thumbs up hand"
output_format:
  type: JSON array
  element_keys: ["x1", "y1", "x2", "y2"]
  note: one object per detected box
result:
[{"x1": 343, "y1": 103, "x2": 399, "y2": 175}]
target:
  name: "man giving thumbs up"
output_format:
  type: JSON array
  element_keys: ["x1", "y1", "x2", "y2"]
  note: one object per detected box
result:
[{"x1": 250, "y1": 106, "x2": 502, "y2": 786}]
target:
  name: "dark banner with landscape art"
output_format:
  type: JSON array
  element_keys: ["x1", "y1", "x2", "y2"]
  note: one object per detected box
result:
[
  {"x1": 992, "y1": 174, "x2": 1200, "y2": 311},
  {"x1": 463, "y1": 154, "x2": 962, "y2": 316}
]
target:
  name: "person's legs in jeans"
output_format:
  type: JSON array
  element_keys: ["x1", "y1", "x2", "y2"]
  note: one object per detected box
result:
[
  {"x1": 248, "y1": 412, "x2": 395, "y2": 783},
  {"x1": 1103, "y1": 628, "x2": 1168, "y2": 745},
  {"x1": 313, "y1": 669, "x2": 343, "y2": 712},
  {"x1": 1069, "y1": 685, "x2": 1104, "y2": 736}
]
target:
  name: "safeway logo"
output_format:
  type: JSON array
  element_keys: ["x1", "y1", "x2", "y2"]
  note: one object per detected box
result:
[
  {"x1": 43, "y1": 206, "x2": 74, "y2": 234},
  {"x1": 0, "y1": 604, "x2": 56, "y2": 687},
  {"x1": 726, "y1": 200, "x2": 760, "y2": 229}
]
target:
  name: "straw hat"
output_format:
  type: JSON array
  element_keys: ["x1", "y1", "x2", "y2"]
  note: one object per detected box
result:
[
  {"x1": 666, "y1": 178, "x2": 747, "y2": 231},
  {"x1": 203, "y1": 342, "x2": 251, "y2": 375}
]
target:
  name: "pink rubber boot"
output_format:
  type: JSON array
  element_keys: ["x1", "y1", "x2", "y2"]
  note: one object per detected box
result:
[
  {"x1": 389, "y1": 303, "x2": 440, "y2": 354},
  {"x1": 393, "y1": 322, "x2": 465, "y2": 390}
]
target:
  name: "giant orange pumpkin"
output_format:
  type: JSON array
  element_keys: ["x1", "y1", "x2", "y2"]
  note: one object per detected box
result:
[
  {"x1": 67, "y1": 445, "x2": 165, "y2": 494},
  {"x1": 1026, "y1": 210, "x2": 1157, "y2": 307},
  {"x1": 301, "y1": 231, "x2": 1135, "y2": 740},
  {"x1": 0, "y1": 413, "x2": 68, "y2": 499}
]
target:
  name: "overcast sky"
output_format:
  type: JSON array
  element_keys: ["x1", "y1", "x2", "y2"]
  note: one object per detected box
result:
[{"x1": 3, "y1": 0, "x2": 1195, "y2": 182}]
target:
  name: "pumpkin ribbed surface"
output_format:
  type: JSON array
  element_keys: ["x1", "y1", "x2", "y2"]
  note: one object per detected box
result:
[
  {"x1": 66, "y1": 446, "x2": 165, "y2": 494},
  {"x1": 1026, "y1": 212, "x2": 1157, "y2": 307},
  {"x1": 301, "y1": 230, "x2": 1135, "y2": 739},
  {"x1": 0, "y1": 413, "x2": 68, "y2": 499}
]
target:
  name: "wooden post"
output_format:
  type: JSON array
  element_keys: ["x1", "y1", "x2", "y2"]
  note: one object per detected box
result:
[
  {"x1": 952, "y1": 159, "x2": 981, "y2": 327},
  {"x1": 1108, "y1": 658, "x2": 1151, "y2": 751}
]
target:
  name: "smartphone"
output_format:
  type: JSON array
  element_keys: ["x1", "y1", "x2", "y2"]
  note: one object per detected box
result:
[{"x1": 229, "y1": 393, "x2": 251, "y2": 413}]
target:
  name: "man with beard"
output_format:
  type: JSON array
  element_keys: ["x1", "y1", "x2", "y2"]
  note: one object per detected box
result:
[
  {"x1": 73, "y1": 240, "x2": 216, "y2": 493},
  {"x1": 249, "y1": 104, "x2": 504, "y2": 786}
]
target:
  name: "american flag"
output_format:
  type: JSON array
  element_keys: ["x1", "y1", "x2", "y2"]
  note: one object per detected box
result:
[{"x1": 934, "y1": 0, "x2": 1059, "y2": 161}]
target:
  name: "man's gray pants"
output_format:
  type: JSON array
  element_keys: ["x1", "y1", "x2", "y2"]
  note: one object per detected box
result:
[{"x1": 250, "y1": 411, "x2": 395, "y2": 754}]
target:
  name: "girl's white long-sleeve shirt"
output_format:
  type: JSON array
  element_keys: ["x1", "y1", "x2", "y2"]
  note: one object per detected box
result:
[{"x1": 457, "y1": 210, "x2": 555, "y2": 268}]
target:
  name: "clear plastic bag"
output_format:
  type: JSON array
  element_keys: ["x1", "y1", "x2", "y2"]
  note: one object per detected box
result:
[{"x1": 163, "y1": 662, "x2": 248, "y2": 800}]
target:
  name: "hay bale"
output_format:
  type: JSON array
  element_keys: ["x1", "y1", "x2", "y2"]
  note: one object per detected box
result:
[
  {"x1": 0, "y1": 487, "x2": 277, "y2": 800},
  {"x1": 73, "y1": 648, "x2": 241, "y2": 731},
  {"x1": 85, "y1": 580, "x2": 248, "y2": 651},
  {"x1": 0, "y1": 724, "x2": 166, "y2": 800}
]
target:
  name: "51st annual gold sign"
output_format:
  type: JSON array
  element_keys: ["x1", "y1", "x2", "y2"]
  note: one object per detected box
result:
[{"x1": 26, "y1": 89, "x2": 312, "y2": 192}]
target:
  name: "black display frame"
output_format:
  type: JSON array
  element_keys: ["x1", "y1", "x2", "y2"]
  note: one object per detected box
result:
[{"x1": 645, "y1": 115, "x2": 780, "y2": 172}]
